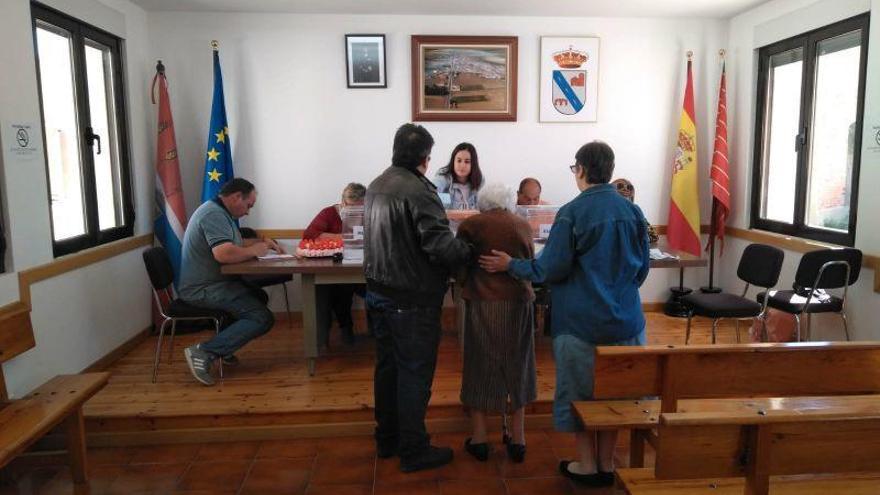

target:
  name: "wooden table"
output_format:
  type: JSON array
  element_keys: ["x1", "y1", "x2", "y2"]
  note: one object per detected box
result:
[{"x1": 223, "y1": 246, "x2": 705, "y2": 375}]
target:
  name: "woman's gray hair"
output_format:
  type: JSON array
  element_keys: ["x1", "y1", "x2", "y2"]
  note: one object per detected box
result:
[{"x1": 477, "y1": 182, "x2": 516, "y2": 213}]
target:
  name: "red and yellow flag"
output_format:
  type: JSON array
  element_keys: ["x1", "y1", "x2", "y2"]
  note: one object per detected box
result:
[
  {"x1": 667, "y1": 55, "x2": 702, "y2": 256},
  {"x1": 708, "y1": 61, "x2": 730, "y2": 253}
]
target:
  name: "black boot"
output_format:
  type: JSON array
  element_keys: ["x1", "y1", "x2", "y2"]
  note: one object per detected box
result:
[{"x1": 400, "y1": 445, "x2": 453, "y2": 473}]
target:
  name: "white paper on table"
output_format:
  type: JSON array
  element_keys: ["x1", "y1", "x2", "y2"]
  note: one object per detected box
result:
[
  {"x1": 257, "y1": 253, "x2": 295, "y2": 260},
  {"x1": 649, "y1": 248, "x2": 678, "y2": 260}
]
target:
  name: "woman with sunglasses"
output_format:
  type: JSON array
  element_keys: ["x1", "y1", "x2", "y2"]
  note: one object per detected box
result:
[{"x1": 612, "y1": 178, "x2": 659, "y2": 244}]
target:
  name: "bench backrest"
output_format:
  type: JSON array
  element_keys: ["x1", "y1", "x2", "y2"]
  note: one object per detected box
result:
[
  {"x1": 593, "y1": 342, "x2": 880, "y2": 412},
  {"x1": 655, "y1": 401, "x2": 880, "y2": 495},
  {"x1": 0, "y1": 302, "x2": 36, "y2": 399}
]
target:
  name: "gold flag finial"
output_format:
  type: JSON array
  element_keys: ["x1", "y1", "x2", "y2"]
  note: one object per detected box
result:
[
  {"x1": 719, "y1": 49, "x2": 726, "y2": 59},
  {"x1": 211, "y1": 40, "x2": 219, "y2": 51},
  {"x1": 686, "y1": 51, "x2": 693, "y2": 61}
]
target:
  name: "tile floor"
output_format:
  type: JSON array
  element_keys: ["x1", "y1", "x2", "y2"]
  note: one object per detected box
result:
[{"x1": 0, "y1": 429, "x2": 636, "y2": 494}]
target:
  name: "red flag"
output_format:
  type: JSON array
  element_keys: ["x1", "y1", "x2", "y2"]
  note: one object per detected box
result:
[{"x1": 708, "y1": 62, "x2": 730, "y2": 253}]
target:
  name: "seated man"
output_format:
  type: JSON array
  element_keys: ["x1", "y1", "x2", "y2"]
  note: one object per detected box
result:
[
  {"x1": 516, "y1": 177, "x2": 550, "y2": 206},
  {"x1": 179, "y1": 178, "x2": 283, "y2": 386},
  {"x1": 303, "y1": 182, "x2": 367, "y2": 345}
]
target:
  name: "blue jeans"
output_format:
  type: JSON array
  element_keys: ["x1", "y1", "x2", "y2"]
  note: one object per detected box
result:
[
  {"x1": 552, "y1": 330, "x2": 646, "y2": 432},
  {"x1": 186, "y1": 282, "x2": 275, "y2": 358},
  {"x1": 367, "y1": 291, "x2": 442, "y2": 458}
]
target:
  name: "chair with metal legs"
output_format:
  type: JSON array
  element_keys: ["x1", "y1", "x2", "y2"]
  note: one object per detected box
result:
[
  {"x1": 757, "y1": 248, "x2": 862, "y2": 342},
  {"x1": 682, "y1": 244, "x2": 784, "y2": 344},
  {"x1": 142, "y1": 247, "x2": 228, "y2": 383}
]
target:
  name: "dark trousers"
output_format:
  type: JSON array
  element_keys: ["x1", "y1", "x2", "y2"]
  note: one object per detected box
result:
[
  {"x1": 367, "y1": 291, "x2": 442, "y2": 458},
  {"x1": 328, "y1": 284, "x2": 363, "y2": 329}
]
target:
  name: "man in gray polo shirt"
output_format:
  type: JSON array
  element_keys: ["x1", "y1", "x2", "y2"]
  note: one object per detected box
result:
[{"x1": 179, "y1": 178, "x2": 283, "y2": 385}]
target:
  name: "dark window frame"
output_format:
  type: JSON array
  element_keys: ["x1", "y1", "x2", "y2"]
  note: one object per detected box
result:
[
  {"x1": 31, "y1": 2, "x2": 135, "y2": 257},
  {"x1": 750, "y1": 13, "x2": 870, "y2": 246}
]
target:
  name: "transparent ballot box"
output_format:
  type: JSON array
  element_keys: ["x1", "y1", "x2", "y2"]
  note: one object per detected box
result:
[
  {"x1": 341, "y1": 205, "x2": 364, "y2": 262},
  {"x1": 445, "y1": 209, "x2": 479, "y2": 234},
  {"x1": 515, "y1": 205, "x2": 559, "y2": 241}
]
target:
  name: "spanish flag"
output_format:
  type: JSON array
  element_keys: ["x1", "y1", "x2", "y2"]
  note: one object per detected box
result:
[{"x1": 667, "y1": 54, "x2": 701, "y2": 256}]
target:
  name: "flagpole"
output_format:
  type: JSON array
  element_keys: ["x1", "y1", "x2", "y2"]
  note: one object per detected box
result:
[{"x1": 701, "y1": 49, "x2": 726, "y2": 294}]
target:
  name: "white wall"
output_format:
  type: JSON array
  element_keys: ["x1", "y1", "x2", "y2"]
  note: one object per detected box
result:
[
  {"x1": 719, "y1": 0, "x2": 879, "y2": 339},
  {"x1": 148, "y1": 11, "x2": 730, "y2": 304},
  {"x1": 0, "y1": 0, "x2": 154, "y2": 397}
]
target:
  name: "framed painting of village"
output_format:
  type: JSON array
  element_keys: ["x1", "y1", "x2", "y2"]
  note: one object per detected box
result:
[
  {"x1": 411, "y1": 35, "x2": 518, "y2": 121},
  {"x1": 539, "y1": 36, "x2": 600, "y2": 122}
]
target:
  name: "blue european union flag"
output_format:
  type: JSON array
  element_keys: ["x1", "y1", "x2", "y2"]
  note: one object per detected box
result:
[{"x1": 201, "y1": 47, "x2": 234, "y2": 203}]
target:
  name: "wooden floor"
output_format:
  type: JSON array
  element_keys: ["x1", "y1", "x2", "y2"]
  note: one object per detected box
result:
[{"x1": 84, "y1": 312, "x2": 740, "y2": 445}]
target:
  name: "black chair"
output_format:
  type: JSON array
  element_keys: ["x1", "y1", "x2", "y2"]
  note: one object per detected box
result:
[
  {"x1": 142, "y1": 246, "x2": 227, "y2": 383},
  {"x1": 757, "y1": 248, "x2": 862, "y2": 341},
  {"x1": 239, "y1": 227, "x2": 293, "y2": 327},
  {"x1": 683, "y1": 244, "x2": 784, "y2": 344}
]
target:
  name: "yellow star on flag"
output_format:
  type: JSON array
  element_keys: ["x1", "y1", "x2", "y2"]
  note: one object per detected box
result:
[
  {"x1": 206, "y1": 147, "x2": 220, "y2": 161},
  {"x1": 215, "y1": 129, "x2": 226, "y2": 143},
  {"x1": 207, "y1": 168, "x2": 223, "y2": 182}
]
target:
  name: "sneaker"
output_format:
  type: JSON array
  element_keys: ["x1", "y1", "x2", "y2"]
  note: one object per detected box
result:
[
  {"x1": 400, "y1": 445, "x2": 453, "y2": 473},
  {"x1": 221, "y1": 354, "x2": 239, "y2": 367},
  {"x1": 184, "y1": 345, "x2": 216, "y2": 386}
]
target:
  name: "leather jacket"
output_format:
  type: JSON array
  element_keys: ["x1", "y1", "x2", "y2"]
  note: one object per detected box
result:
[{"x1": 365, "y1": 166, "x2": 472, "y2": 306}]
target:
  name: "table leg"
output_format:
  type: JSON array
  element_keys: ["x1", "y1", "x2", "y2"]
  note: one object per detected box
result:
[
  {"x1": 64, "y1": 408, "x2": 88, "y2": 485},
  {"x1": 301, "y1": 274, "x2": 319, "y2": 375}
]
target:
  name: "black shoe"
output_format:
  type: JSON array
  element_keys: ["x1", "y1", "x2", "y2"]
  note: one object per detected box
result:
[
  {"x1": 599, "y1": 471, "x2": 616, "y2": 486},
  {"x1": 400, "y1": 445, "x2": 453, "y2": 473},
  {"x1": 377, "y1": 440, "x2": 398, "y2": 459},
  {"x1": 506, "y1": 442, "x2": 526, "y2": 463},
  {"x1": 559, "y1": 461, "x2": 613, "y2": 487},
  {"x1": 464, "y1": 438, "x2": 489, "y2": 462}
]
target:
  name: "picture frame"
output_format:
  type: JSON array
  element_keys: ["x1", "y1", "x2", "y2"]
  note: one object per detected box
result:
[
  {"x1": 539, "y1": 36, "x2": 600, "y2": 122},
  {"x1": 345, "y1": 34, "x2": 387, "y2": 88},
  {"x1": 411, "y1": 35, "x2": 518, "y2": 122}
]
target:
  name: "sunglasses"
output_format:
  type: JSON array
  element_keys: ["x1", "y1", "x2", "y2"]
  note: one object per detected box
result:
[{"x1": 615, "y1": 183, "x2": 634, "y2": 192}]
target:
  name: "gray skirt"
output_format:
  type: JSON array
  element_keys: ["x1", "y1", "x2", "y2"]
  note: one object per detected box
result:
[{"x1": 460, "y1": 299, "x2": 537, "y2": 412}]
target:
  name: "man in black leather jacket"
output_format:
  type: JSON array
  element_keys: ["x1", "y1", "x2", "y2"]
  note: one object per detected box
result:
[{"x1": 365, "y1": 123, "x2": 472, "y2": 473}]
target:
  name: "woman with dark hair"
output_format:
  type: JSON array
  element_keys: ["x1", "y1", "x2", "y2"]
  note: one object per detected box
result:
[{"x1": 433, "y1": 142, "x2": 484, "y2": 210}]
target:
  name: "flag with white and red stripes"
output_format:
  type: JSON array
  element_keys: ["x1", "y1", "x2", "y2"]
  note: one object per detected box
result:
[{"x1": 708, "y1": 61, "x2": 730, "y2": 253}]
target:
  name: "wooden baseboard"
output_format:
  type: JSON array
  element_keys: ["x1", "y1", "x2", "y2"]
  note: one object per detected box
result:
[
  {"x1": 82, "y1": 325, "x2": 151, "y2": 373},
  {"x1": 81, "y1": 413, "x2": 554, "y2": 447}
]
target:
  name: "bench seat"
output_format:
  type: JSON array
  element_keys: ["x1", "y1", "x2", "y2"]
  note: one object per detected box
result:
[
  {"x1": 0, "y1": 373, "x2": 109, "y2": 469},
  {"x1": 617, "y1": 468, "x2": 880, "y2": 495}
]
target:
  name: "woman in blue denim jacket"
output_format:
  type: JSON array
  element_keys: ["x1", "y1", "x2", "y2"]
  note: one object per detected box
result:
[
  {"x1": 480, "y1": 141, "x2": 651, "y2": 488},
  {"x1": 432, "y1": 142, "x2": 484, "y2": 210}
]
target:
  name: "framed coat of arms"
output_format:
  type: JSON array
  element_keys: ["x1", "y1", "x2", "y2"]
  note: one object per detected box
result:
[{"x1": 539, "y1": 36, "x2": 600, "y2": 122}]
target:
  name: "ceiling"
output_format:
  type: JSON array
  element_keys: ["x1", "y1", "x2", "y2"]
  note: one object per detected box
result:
[{"x1": 128, "y1": 0, "x2": 771, "y2": 19}]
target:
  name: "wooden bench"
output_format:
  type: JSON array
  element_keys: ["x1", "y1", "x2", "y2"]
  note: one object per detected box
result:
[
  {"x1": 616, "y1": 397, "x2": 880, "y2": 494},
  {"x1": 0, "y1": 302, "x2": 110, "y2": 487},
  {"x1": 573, "y1": 342, "x2": 880, "y2": 467}
]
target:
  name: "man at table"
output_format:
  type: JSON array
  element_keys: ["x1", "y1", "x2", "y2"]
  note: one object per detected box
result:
[
  {"x1": 517, "y1": 177, "x2": 550, "y2": 206},
  {"x1": 480, "y1": 141, "x2": 650, "y2": 487},
  {"x1": 365, "y1": 123, "x2": 472, "y2": 472},
  {"x1": 179, "y1": 178, "x2": 283, "y2": 386},
  {"x1": 303, "y1": 182, "x2": 367, "y2": 345}
]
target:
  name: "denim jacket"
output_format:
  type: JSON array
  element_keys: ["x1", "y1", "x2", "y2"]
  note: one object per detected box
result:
[{"x1": 508, "y1": 183, "x2": 650, "y2": 344}]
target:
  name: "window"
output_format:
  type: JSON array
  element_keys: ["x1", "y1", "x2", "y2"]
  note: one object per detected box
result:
[
  {"x1": 751, "y1": 14, "x2": 869, "y2": 246},
  {"x1": 32, "y1": 3, "x2": 134, "y2": 256}
]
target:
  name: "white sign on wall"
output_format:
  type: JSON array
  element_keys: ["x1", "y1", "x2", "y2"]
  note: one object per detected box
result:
[
  {"x1": 2, "y1": 122, "x2": 40, "y2": 162},
  {"x1": 539, "y1": 37, "x2": 600, "y2": 123}
]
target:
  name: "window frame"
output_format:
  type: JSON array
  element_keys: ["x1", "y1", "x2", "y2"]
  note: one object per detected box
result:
[
  {"x1": 750, "y1": 13, "x2": 870, "y2": 247},
  {"x1": 31, "y1": 2, "x2": 135, "y2": 257}
]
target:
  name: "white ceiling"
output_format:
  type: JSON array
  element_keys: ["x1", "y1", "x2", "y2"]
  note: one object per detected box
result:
[{"x1": 128, "y1": 0, "x2": 771, "y2": 19}]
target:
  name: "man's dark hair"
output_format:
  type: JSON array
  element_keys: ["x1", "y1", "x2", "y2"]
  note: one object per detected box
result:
[
  {"x1": 518, "y1": 177, "x2": 542, "y2": 193},
  {"x1": 392, "y1": 123, "x2": 434, "y2": 171},
  {"x1": 575, "y1": 141, "x2": 615, "y2": 184},
  {"x1": 219, "y1": 178, "x2": 256, "y2": 197},
  {"x1": 437, "y1": 142, "x2": 483, "y2": 190}
]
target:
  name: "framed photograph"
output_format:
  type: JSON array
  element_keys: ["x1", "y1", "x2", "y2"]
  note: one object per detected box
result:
[
  {"x1": 345, "y1": 34, "x2": 386, "y2": 88},
  {"x1": 539, "y1": 36, "x2": 600, "y2": 122},
  {"x1": 411, "y1": 35, "x2": 518, "y2": 122}
]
